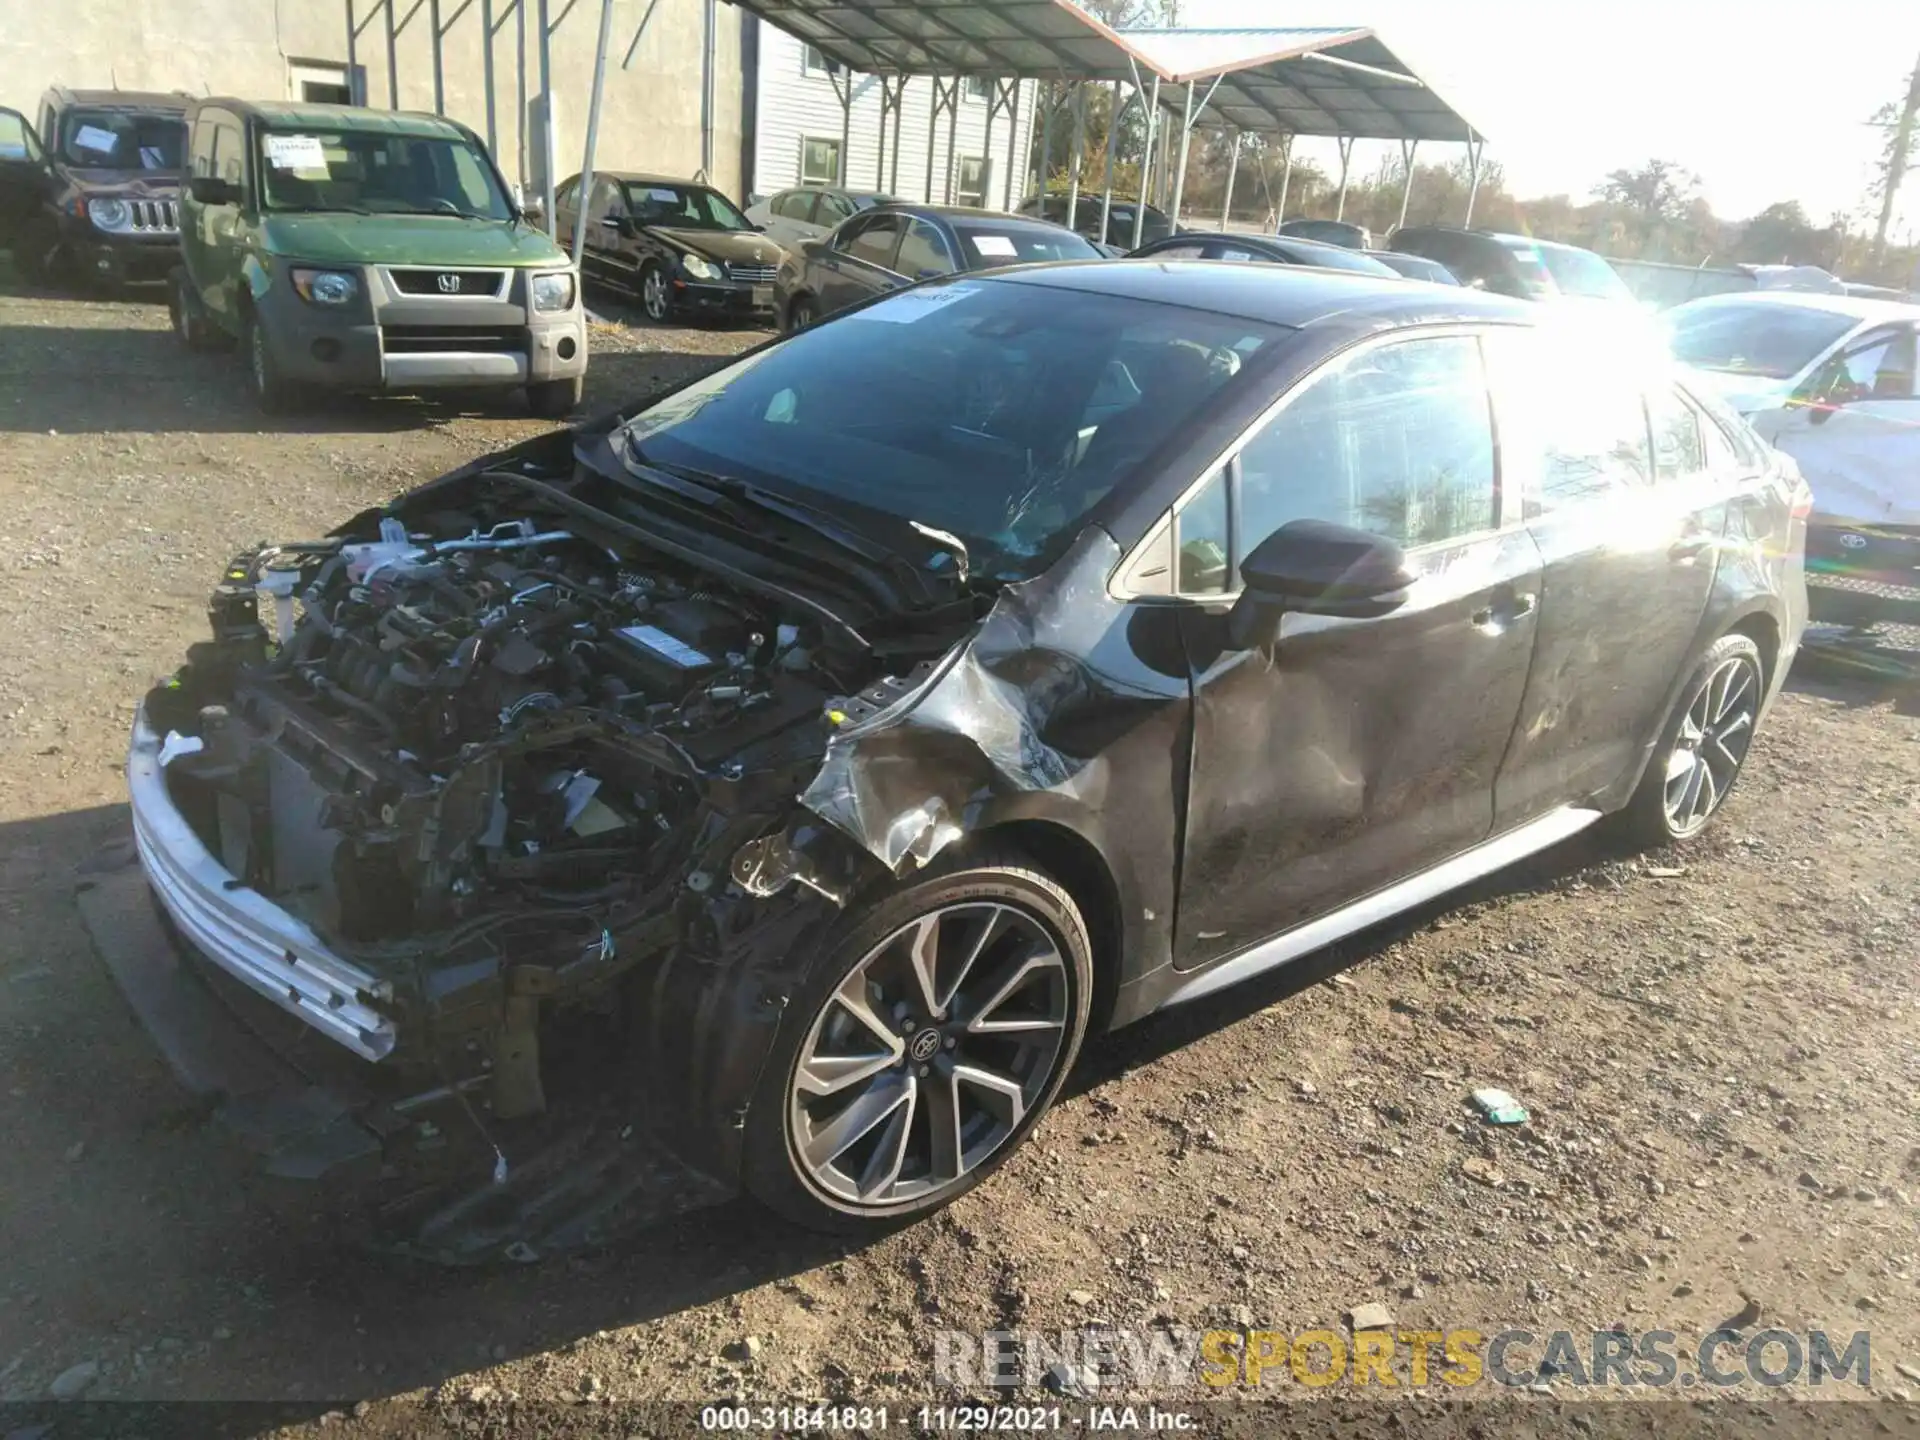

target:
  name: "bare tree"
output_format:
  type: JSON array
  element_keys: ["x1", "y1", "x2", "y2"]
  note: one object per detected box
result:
[{"x1": 1868, "y1": 54, "x2": 1920, "y2": 259}]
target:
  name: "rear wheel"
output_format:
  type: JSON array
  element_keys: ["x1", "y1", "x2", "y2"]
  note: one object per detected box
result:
[
  {"x1": 742, "y1": 849, "x2": 1092, "y2": 1233},
  {"x1": 525, "y1": 376, "x2": 583, "y2": 419},
  {"x1": 1611, "y1": 632, "x2": 1765, "y2": 847}
]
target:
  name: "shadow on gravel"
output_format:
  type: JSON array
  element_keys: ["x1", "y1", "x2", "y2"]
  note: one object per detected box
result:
[{"x1": 0, "y1": 323, "x2": 740, "y2": 437}]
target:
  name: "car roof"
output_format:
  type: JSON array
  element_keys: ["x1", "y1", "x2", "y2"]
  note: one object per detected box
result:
[
  {"x1": 196, "y1": 99, "x2": 475, "y2": 140},
  {"x1": 48, "y1": 88, "x2": 191, "y2": 113},
  {"x1": 590, "y1": 171, "x2": 718, "y2": 188},
  {"x1": 986, "y1": 259, "x2": 1531, "y2": 329},
  {"x1": 1672, "y1": 290, "x2": 1920, "y2": 325}
]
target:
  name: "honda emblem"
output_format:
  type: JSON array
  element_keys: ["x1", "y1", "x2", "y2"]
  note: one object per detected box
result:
[{"x1": 436, "y1": 273, "x2": 461, "y2": 294}]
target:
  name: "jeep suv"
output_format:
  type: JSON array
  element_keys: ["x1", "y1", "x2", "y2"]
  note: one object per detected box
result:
[
  {"x1": 0, "y1": 88, "x2": 189, "y2": 289},
  {"x1": 171, "y1": 98, "x2": 586, "y2": 417}
]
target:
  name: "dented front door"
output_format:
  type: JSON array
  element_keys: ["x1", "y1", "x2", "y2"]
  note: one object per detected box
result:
[{"x1": 1170, "y1": 329, "x2": 1541, "y2": 971}]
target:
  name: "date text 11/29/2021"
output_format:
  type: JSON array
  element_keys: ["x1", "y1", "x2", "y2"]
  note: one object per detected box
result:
[{"x1": 699, "y1": 1405, "x2": 1194, "y2": 1431}]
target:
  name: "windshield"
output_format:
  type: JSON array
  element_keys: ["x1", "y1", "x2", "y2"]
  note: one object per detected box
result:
[
  {"x1": 617, "y1": 279, "x2": 1280, "y2": 577},
  {"x1": 1530, "y1": 242, "x2": 1633, "y2": 301},
  {"x1": 1663, "y1": 301, "x2": 1858, "y2": 380},
  {"x1": 257, "y1": 127, "x2": 511, "y2": 219},
  {"x1": 953, "y1": 223, "x2": 1103, "y2": 267},
  {"x1": 1278, "y1": 242, "x2": 1397, "y2": 275},
  {"x1": 1485, "y1": 238, "x2": 1559, "y2": 298},
  {"x1": 629, "y1": 183, "x2": 751, "y2": 231},
  {"x1": 60, "y1": 110, "x2": 186, "y2": 170}
]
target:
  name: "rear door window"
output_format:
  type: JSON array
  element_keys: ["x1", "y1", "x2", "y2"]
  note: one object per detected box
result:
[
  {"x1": 847, "y1": 214, "x2": 902, "y2": 268},
  {"x1": 1485, "y1": 328, "x2": 1653, "y2": 515},
  {"x1": 1647, "y1": 385, "x2": 1706, "y2": 482},
  {"x1": 895, "y1": 219, "x2": 955, "y2": 278}
]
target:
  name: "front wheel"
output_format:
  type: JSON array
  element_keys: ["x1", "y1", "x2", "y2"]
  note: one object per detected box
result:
[
  {"x1": 1611, "y1": 632, "x2": 1765, "y2": 847},
  {"x1": 638, "y1": 263, "x2": 671, "y2": 323},
  {"x1": 785, "y1": 295, "x2": 816, "y2": 333},
  {"x1": 169, "y1": 268, "x2": 227, "y2": 352},
  {"x1": 742, "y1": 849, "x2": 1093, "y2": 1233},
  {"x1": 525, "y1": 376, "x2": 583, "y2": 419},
  {"x1": 240, "y1": 309, "x2": 297, "y2": 415}
]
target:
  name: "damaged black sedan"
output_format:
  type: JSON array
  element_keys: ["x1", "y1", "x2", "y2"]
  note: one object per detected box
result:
[{"x1": 117, "y1": 263, "x2": 1806, "y2": 1234}]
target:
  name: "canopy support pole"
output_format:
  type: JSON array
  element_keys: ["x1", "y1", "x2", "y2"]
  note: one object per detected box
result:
[
  {"x1": 1038, "y1": 83, "x2": 1056, "y2": 203},
  {"x1": 569, "y1": 0, "x2": 615, "y2": 265},
  {"x1": 1065, "y1": 83, "x2": 1085, "y2": 218},
  {"x1": 1133, "y1": 72, "x2": 1160, "y2": 249},
  {"x1": 829, "y1": 68, "x2": 854, "y2": 186},
  {"x1": 430, "y1": 0, "x2": 445, "y2": 114},
  {"x1": 1396, "y1": 137, "x2": 1418, "y2": 231},
  {"x1": 385, "y1": 0, "x2": 400, "y2": 107},
  {"x1": 481, "y1": 0, "x2": 497, "y2": 154},
  {"x1": 536, "y1": 0, "x2": 555, "y2": 236},
  {"x1": 1275, "y1": 134, "x2": 1293, "y2": 228},
  {"x1": 891, "y1": 81, "x2": 904, "y2": 192},
  {"x1": 1099, "y1": 79, "x2": 1122, "y2": 244},
  {"x1": 945, "y1": 80, "x2": 960, "y2": 202},
  {"x1": 1334, "y1": 135, "x2": 1354, "y2": 221},
  {"x1": 877, "y1": 76, "x2": 906, "y2": 192},
  {"x1": 1220, "y1": 130, "x2": 1239, "y2": 228},
  {"x1": 1005, "y1": 79, "x2": 1022, "y2": 209},
  {"x1": 1168, "y1": 80, "x2": 1194, "y2": 226},
  {"x1": 1463, "y1": 130, "x2": 1484, "y2": 226}
]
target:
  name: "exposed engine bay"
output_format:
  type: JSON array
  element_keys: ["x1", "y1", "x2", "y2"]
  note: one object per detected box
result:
[{"x1": 140, "y1": 447, "x2": 963, "y2": 1127}]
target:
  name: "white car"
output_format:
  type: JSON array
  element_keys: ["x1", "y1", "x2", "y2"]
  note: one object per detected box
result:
[
  {"x1": 1664, "y1": 291, "x2": 1920, "y2": 620},
  {"x1": 744, "y1": 185, "x2": 898, "y2": 248}
]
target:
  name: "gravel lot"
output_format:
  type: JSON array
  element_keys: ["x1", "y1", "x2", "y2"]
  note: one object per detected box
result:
[{"x1": 0, "y1": 273, "x2": 1917, "y2": 1433}]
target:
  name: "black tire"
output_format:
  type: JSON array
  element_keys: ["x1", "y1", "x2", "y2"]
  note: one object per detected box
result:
[
  {"x1": 239, "y1": 306, "x2": 296, "y2": 415},
  {"x1": 168, "y1": 268, "x2": 226, "y2": 352},
  {"x1": 14, "y1": 217, "x2": 63, "y2": 288},
  {"x1": 785, "y1": 295, "x2": 816, "y2": 333},
  {"x1": 638, "y1": 263, "x2": 672, "y2": 324},
  {"x1": 1608, "y1": 632, "x2": 1765, "y2": 849},
  {"x1": 525, "y1": 376, "x2": 583, "y2": 419},
  {"x1": 741, "y1": 846, "x2": 1093, "y2": 1234}
]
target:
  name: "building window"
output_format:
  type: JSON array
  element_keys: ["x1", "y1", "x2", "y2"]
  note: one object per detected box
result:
[
  {"x1": 955, "y1": 156, "x2": 987, "y2": 206},
  {"x1": 964, "y1": 76, "x2": 991, "y2": 101},
  {"x1": 802, "y1": 44, "x2": 843, "y2": 77},
  {"x1": 800, "y1": 136, "x2": 842, "y2": 187},
  {"x1": 289, "y1": 60, "x2": 359, "y2": 105}
]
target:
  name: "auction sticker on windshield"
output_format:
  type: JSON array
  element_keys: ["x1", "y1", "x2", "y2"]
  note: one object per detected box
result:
[
  {"x1": 265, "y1": 135, "x2": 327, "y2": 170},
  {"x1": 971, "y1": 235, "x2": 1018, "y2": 257},
  {"x1": 73, "y1": 125, "x2": 118, "y2": 154},
  {"x1": 852, "y1": 284, "x2": 979, "y2": 324}
]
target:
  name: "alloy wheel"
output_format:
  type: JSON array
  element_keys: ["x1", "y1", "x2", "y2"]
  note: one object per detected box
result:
[
  {"x1": 642, "y1": 270, "x2": 668, "y2": 322},
  {"x1": 1662, "y1": 653, "x2": 1759, "y2": 836},
  {"x1": 787, "y1": 902, "x2": 1070, "y2": 1209}
]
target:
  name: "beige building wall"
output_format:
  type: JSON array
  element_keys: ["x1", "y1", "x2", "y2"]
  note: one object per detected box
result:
[{"x1": 0, "y1": 0, "x2": 747, "y2": 198}]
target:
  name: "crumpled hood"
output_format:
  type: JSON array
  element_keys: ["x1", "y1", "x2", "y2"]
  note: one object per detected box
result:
[
  {"x1": 647, "y1": 226, "x2": 785, "y2": 268},
  {"x1": 1679, "y1": 366, "x2": 1795, "y2": 418},
  {"x1": 260, "y1": 214, "x2": 569, "y2": 268}
]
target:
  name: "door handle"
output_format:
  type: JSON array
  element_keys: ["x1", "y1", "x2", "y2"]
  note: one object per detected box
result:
[{"x1": 1471, "y1": 590, "x2": 1536, "y2": 631}]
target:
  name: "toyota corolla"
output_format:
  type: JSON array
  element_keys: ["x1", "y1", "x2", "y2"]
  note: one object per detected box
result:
[{"x1": 104, "y1": 262, "x2": 1806, "y2": 1235}]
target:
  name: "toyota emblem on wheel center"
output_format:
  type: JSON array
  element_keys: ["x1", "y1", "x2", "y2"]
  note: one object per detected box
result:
[{"x1": 436, "y1": 273, "x2": 460, "y2": 293}]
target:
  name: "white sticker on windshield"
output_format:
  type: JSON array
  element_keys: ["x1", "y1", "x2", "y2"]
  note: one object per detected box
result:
[
  {"x1": 970, "y1": 234, "x2": 1018, "y2": 257},
  {"x1": 265, "y1": 134, "x2": 328, "y2": 170},
  {"x1": 850, "y1": 283, "x2": 980, "y2": 324},
  {"x1": 647, "y1": 187, "x2": 680, "y2": 202},
  {"x1": 73, "y1": 124, "x2": 119, "y2": 154}
]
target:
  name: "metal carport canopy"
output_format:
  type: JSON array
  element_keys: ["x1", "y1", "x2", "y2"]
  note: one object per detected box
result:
[{"x1": 725, "y1": 0, "x2": 1479, "y2": 143}]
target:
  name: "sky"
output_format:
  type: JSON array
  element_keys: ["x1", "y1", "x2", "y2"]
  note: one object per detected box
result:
[{"x1": 1181, "y1": 0, "x2": 1920, "y2": 235}]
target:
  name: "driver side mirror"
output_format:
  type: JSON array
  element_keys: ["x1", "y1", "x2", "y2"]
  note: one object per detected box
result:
[
  {"x1": 188, "y1": 175, "x2": 241, "y2": 206},
  {"x1": 1227, "y1": 519, "x2": 1415, "y2": 650}
]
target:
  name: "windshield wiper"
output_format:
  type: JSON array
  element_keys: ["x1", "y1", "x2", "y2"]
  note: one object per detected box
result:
[{"x1": 614, "y1": 442, "x2": 949, "y2": 604}]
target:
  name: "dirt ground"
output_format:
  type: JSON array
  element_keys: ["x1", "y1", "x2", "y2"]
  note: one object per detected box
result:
[{"x1": 0, "y1": 273, "x2": 1916, "y2": 1435}]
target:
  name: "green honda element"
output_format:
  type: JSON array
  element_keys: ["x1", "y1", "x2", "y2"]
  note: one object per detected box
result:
[{"x1": 171, "y1": 99, "x2": 587, "y2": 417}]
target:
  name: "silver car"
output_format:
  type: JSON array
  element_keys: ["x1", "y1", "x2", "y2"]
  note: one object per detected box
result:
[{"x1": 744, "y1": 185, "x2": 898, "y2": 247}]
